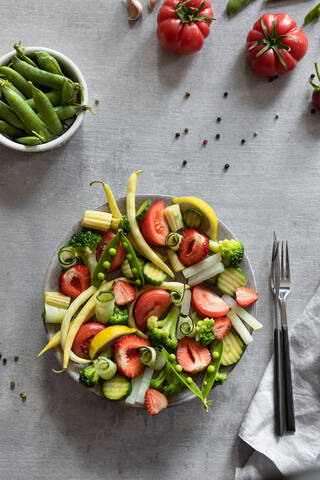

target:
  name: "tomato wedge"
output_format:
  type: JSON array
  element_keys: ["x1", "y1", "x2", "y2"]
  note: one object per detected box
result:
[
  {"x1": 59, "y1": 265, "x2": 90, "y2": 299},
  {"x1": 73, "y1": 322, "x2": 106, "y2": 359},
  {"x1": 192, "y1": 285, "x2": 230, "y2": 318},
  {"x1": 134, "y1": 289, "x2": 171, "y2": 332},
  {"x1": 140, "y1": 200, "x2": 169, "y2": 247},
  {"x1": 96, "y1": 231, "x2": 125, "y2": 272}
]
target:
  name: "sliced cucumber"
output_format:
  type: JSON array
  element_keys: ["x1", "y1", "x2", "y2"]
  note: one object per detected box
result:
[
  {"x1": 182, "y1": 208, "x2": 204, "y2": 229},
  {"x1": 143, "y1": 262, "x2": 166, "y2": 285},
  {"x1": 220, "y1": 331, "x2": 244, "y2": 366},
  {"x1": 217, "y1": 267, "x2": 246, "y2": 296},
  {"x1": 122, "y1": 257, "x2": 145, "y2": 279},
  {"x1": 136, "y1": 199, "x2": 151, "y2": 222},
  {"x1": 102, "y1": 375, "x2": 132, "y2": 401}
]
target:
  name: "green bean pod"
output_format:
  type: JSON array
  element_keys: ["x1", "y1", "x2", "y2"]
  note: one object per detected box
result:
[
  {"x1": 0, "y1": 65, "x2": 32, "y2": 97},
  {"x1": 0, "y1": 100, "x2": 26, "y2": 129},
  {"x1": 92, "y1": 232, "x2": 121, "y2": 287},
  {"x1": 14, "y1": 42, "x2": 38, "y2": 68},
  {"x1": 15, "y1": 136, "x2": 42, "y2": 145},
  {"x1": 26, "y1": 90, "x2": 62, "y2": 111},
  {"x1": 119, "y1": 231, "x2": 144, "y2": 288},
  {"x1": 12, "y1": 56, "x2": 66, "y2": 89},
  {"x1": 34, "y1": 51, "x2": 63, "y2": 75},
  {"x1": 0, "y1": 120, "x2": 24, "y2": 139},
  {"x1": 31, "y1": 83, "x2": 63, "y2": 136},
  {"x1": 201, "y1": 340, "x2": 224, "y2": 399},
  {"x1": 304, "y1": 3, "x2": 320, "y2": 26},
  {"x1": 61, "y1": 77, "x2": 77, "y2": 105}
]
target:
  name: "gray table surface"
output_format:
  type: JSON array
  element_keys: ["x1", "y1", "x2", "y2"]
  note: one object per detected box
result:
[{"x1": 1, "y1": 1, "x2": 319, "y2": 479}]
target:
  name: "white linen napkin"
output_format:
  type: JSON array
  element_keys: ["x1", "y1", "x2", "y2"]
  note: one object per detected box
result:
[{"x1": 235, "y1": 284, "x2": 320, "y2": 479}]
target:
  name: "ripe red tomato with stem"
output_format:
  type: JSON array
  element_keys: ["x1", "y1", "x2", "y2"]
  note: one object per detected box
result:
[
  {"x1": 157, "y1": 0, "x2": 214, "y2": 55},
  {"x1": 247, "y1": 13, "x2": 308, "y2": 76},
  {"x1": 310, "y1": 62, "x2": 320, "y2": 110},
  {"x1": 73, "y1": 322, "x2": 105, "y2": 359}
]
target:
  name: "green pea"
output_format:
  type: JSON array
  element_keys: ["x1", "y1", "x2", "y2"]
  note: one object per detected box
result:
[
  {"x1": 207, "y1": 365, "x2": 215, "y2": 373},
  {"x1": 97, "y1": 272, "x2": 105, "y2": 280},
  {"x1": 127, "y1": 253, "x2": 132, "y2": 261},
  {"x1": 175, "y1": 364, "x2": 183, "y2": 373},
  {"x1": 103, "y1": 261, "x2": 110, "y2": 269},
  {"x1": 213, "y1": 351, "x2": 220, "y2": 359},
  {"x1": 109, "y1": 248, "x2": 117, "y2": 256},
  {"x1": 132, "y1": 267, "x2": 137, "y2": 275},
  {"x1": 203, "y1": 380, "x2": 208, "y2": 386},
  {"x1": 186, "y1": 377, "x2": 193, "y2": 384},
  {"x1": 169, "y1": 353, "x2": 176, "y2": 361},
  {"x1": 122, "y1": 242, "x2": 128, "y2": 249},
  {"x1": 135, "y1": 279, "x2": 141, "y2": 286}
]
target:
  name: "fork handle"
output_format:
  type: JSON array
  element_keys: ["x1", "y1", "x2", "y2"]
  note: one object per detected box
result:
[
  {"x1": 274, "y1": 327, "x2": 285, "y2": 436},
  {"x1": 282, "y1": 324, "x2": 296, "y2": 432}
]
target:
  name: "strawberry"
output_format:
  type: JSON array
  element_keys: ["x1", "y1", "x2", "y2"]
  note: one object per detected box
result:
[
  {"x1": 114, "y1": 334, "x2": 151, "y2": 378},
  {"x1": 176, "y1": 337, "x2": 211, "y2": 374},
  {"x1": 213, "y1": 317, "x2": 232, "y2": 340},
  {"x1": 236, "y1": 287, "x2": 258, "y2": 307},
  {"x1": 178, "y1": 228, "x2": 209, "y2": 266},
  {"x1": 113, "y1": 280, "x2": 136, "y2": 306},
  {"x1": 145, "y1": 388, "x2": 168, "y2": 416}
]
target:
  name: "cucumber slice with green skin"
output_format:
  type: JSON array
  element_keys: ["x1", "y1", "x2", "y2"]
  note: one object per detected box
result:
[
  {"x1": 182, "y1": 208, "x2": 204, "y2": 229},
  {"x1": 122, "y1": 258, "x2": 145, "y2": 279},
  {"x1": 101, "y1": 375, "x2": 132, "y2": 401},
  {"x1": 143, "y1": 262, "x2": 167, "y2": 286},
  {"x1": 220, "y1": 331, "x2": 244, "y2": 366},
  {"x1": 136, "y1": 199, "x2": 152, "y2": 222},
  {"x1": 217, "y1": 267, "x2": 246, "y2": 296}
]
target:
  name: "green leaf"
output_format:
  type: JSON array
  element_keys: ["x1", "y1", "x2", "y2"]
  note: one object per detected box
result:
[
  {"x1": 226, "y1": 0, "x2": 255, "y2": 17},
  {"x1": 304, "y1": 3, "x2": 320, "y2": 26}
]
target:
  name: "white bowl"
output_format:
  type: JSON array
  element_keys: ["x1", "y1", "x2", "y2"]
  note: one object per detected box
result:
[{"x1": 0, "y1": 46, "x2": 88, "y2": 153}]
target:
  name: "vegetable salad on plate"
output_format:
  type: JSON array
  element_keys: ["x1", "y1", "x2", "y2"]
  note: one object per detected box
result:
[{"x1": 39, "y1": 171, "x2": 262, "y2": 416}]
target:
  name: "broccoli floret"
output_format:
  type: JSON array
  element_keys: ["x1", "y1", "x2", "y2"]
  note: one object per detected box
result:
[
  {"x1": 215, "y1": 372, "x2": 227, "y2": 385},
  {"x1": 150, "y1": 364, "x2": 184, "y2": 397},
  {"x1": 79, "y1": 364, "x2": 99, "y2": 387},
  {"x1": 69, "y1": 231, "x2": 102, "y2": 275},
  {"x1": 147, "y1": 306, "x2": 179, "y2": 350},
  {"x1": 195, "y1": 318, "x2": 215, "y2": 346},
  {"x1": 220, "y1": 239, "x2": 244, "y2": 267},
  {"x1": 109, "y1": 305, "x2": 128, "y2": 325},
  {"x1": 119, "y1": 216, "x2": 131, "y2": 234}
]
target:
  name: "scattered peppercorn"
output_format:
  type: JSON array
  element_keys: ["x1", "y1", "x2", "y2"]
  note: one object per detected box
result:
[
  {"x1": 175, "y1": 132, "x2": 180, "y2": 139},
  {"x1": 95, "y1": 98, "x2": 100, "y2": 105},
  {"x1": 184, "y1": 128, "x2": 189, "y2": 134},
  {"x1": 185, "y1": 91, "x2": 191, "y2": 97},
  {"x1": 268, "y1": 77, "x2": 273, "y2": 83},
  {"x1": 203, "y1": 139, "x2": 208, "y2": 145},
  {"x1": 20, "y1": 391, "x2": 27, "y2": 401},
  {"x1": 215, "y1": 134, "x2": 220, "y2": 140},
  {"x1": 14, "y1": 355, "x2": 19, "y2": 362},
  {"x1": 241, "y1": 139, "x2": 245, "y2": 144},
  {"x1": 223, "y1": 92, "x2": 228, "y2": 98},
  {"x1": 3, "y1": 358, "x2": 7, "y2": 365},
  {"x1": 253, "y1": 131, "x2": 258, "y2": 137},
  {"x1": 216, "y1": 117, "x2": 222, "y2": 123},
  {"x1": 275, "y1": 113, "x2": 279, "y2": 119},
  {"x1": 310, "y1": 74, "x2": 315, "y2": 80},
  {"x1": 182, "y1": 160, "x2": 187, "y2": 167},
  {"x1": 10, "y1": 381, "x2": 15, "y2": 390},
  {"x1": 224, "y1": 163, "x2": 230, "y2": 170},
  {"x1": 311, "y1": 108, "x2": 316, "y2": 114},
  {"x1": 0, "y1": 352, "x2": 2, "y2": 359}
]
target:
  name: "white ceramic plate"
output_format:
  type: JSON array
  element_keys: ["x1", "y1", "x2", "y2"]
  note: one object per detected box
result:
[{"x1": 43, "y1": 195, "x2": 257, "y2": 407}]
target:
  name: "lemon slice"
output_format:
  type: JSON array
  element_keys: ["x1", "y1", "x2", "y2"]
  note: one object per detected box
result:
[
  {"x1": 89, "y1": 325, "x2": 137, "y2": 359},
  {"x1": 173, "y1": 196, "x2": 218, "y2": 240}
]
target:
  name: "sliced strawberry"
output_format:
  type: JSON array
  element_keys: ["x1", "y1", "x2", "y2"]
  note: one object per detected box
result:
[
  {"x1": 213, "y1": 317, "x2": 232, "y2": 341},
  {"x1": 145, "y1": 388, "x2": 168, "y2": 416},
  {"x1": 178, "y1": 228, "x2": 209, "y2": 266},
  {"x1": 113, "y1": 280, "x2": 136, "y2": 306},
  {"x1": 192, "y1": 285, "x2": 230, "y2": 318},
  {"x1": 176, "y1": 337, "x2": 211, "y2": 374},
  {"x1": 114, "y1": 334, "x2": 151, "y2": 378},
  {"x1": 236, "y1": 287, "x2": 259, "y2": 307}
]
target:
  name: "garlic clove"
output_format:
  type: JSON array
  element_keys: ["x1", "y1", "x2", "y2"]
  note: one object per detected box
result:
[
  {"x1": 128, "y1": 0, "x2": 142, "y2": 21},
  {"x1": 147, "y1": 0, "x2": 158, "y2": 10}
]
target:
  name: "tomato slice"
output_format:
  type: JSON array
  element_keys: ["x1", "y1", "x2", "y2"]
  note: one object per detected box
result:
[
  {"x1": 96, "y1": 231, "x2": 125, "y2": 272},
  {"x1": 134, "y1": 289, "x2": 171, "y2": 332},
  {"x1": 192, "y1": 285, "x2": 230, "y2": 318},
  {"x1": 72, "y1": 322, "x2": 106, "y2": 359},
  {"x1": 140, "y1": 200, "x2": 169, "y2": 247},
  {"x1": 59, "y1": 265, "x2": 91, "y2": 299}
]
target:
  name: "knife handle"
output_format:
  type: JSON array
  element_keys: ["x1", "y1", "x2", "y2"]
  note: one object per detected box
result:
[
  {"x1": 282, "y1": 325, "x2": 296, "y2": 432},
  {"x1": 274, "y1": 327, "x2": 285, "y2": 436}
]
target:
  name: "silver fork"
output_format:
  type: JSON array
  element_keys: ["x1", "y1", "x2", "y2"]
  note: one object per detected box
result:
[
  {"x1": 278, "y1": 241, "x2": 295, "y2": 433},
  {"x1": 271, "y1": 234, "x2": 285, "y2": 436}
]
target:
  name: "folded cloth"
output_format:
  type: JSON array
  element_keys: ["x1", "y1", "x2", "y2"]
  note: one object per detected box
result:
[{"x1": 235, "y1": 284, "x2": 320, "y2": 479}]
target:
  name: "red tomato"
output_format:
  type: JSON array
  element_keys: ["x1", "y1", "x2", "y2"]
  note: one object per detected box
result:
[
  {"x1": 140, "y1": 201, "x2": 169, "y2": 247},
  {"x1": 96, "y1": 231, "x2": 125, "y2": 272},
  {"x1": 247, "y1": 13, "x2": 308, "y2": 76},
  {"x1": 59, "y1": 265, "x2": 90, "y2": 299},
  {"x1": 134, "y1": 289, "x2": 171, "y2": 332},
  {"x1": 192, "y1": 285, "x2": 230, "y2": 318},
  {"x1": 72, "y1": 322, "x2": 105, "y2": 359},
  {"x1": 157, "y1": 0, "x2": 213, "y2": 55}
]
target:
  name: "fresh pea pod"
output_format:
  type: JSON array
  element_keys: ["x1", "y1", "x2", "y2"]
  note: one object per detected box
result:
[
  {"x1": 304, "y1": 3, "x2": 320, "y2": 26},
  {"x1": 12, "y1": 56, "x2": 67, "y2": 89},
  {"x1": 226, "y1": 0, "x2": 254, "y2": 17},
  {"x1": 162, "y1": 348, "x2": 211, "y2": 411},
  {"x1": 26, "y1": 90, "x2": 62, "y2": 111},
  {"x1": 201, "y1": 340, "x2": 223, "y2": 399},
  {"x1": 61, "y1": 77, "x2": 77, "y2": 105},
  {"x1": 0, "y1": 65, "x2": 32, "y2": 97},
  {"x1": 8, "y1": 84, "x2": 26, "y2": 100},
  {"x1": 34, "y1": 51, "x2": 63, "y2": 75},
  {"x1": 31, "y1": 83, "x2": 63, "y2": 136},
  {"x1": 14, "y1": 42, "x2": 38, "y2": 68},
  {"x1": 54, "y1": 105, "x2": 91, "y2": 121},
  {"x1": 15, "y1": 136, "x2": 42, "y2": 145},
  {"x1": 0, "y1": 100, "x2": 26, "y2": 129},
  {"x1": 0, "y1": 120, "x2": 24, "y2": 139},
  {"x1": 119, "y1": 231, "x2": 144, "y2": 288},
  {"x1": 92, "y1": 232, "x2": 121, "y2": 287}
]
